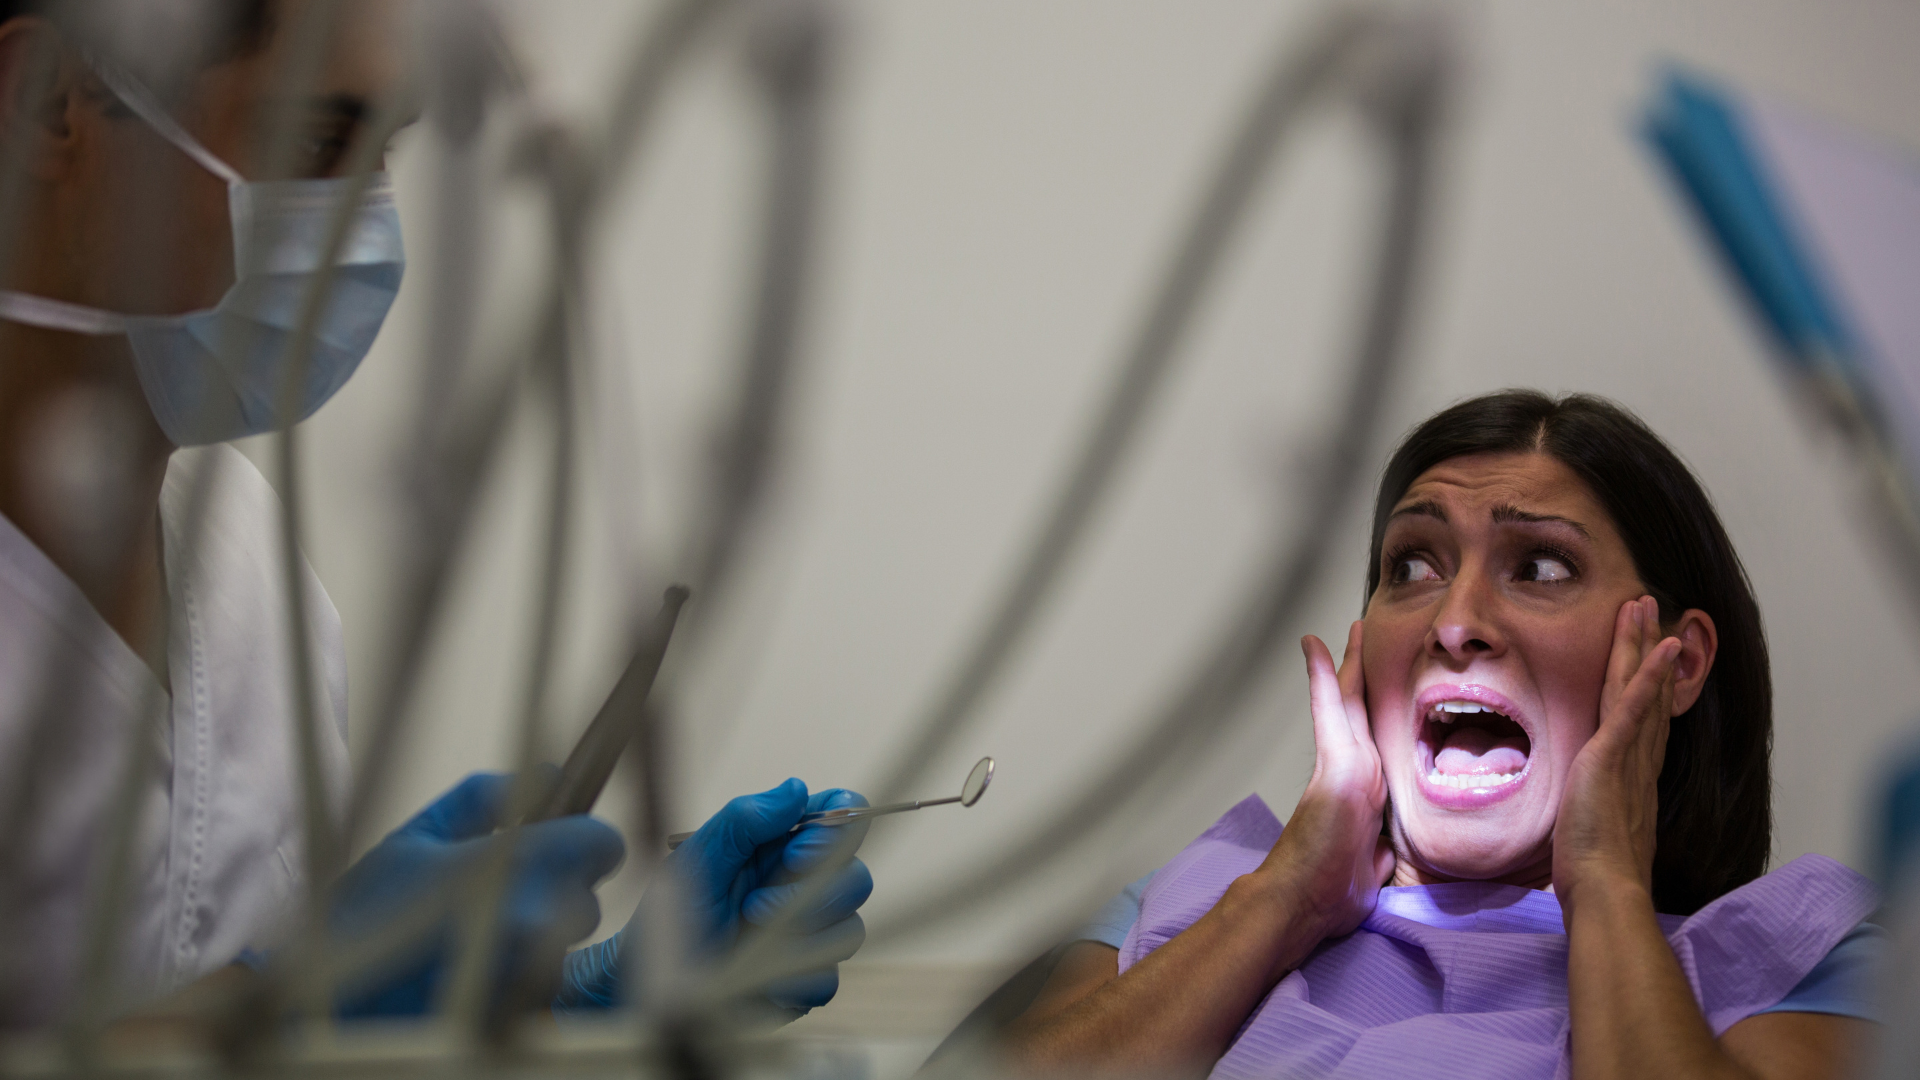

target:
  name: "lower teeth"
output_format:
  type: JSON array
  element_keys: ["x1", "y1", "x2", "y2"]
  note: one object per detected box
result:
[{"x1": 1428, "y1": 771, "x2": 1518, "y2": 788}]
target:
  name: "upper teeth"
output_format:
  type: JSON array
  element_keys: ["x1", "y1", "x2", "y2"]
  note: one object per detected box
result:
[{"x1": 1432, "y1": 701, "x2": 1495, "y2": 721}]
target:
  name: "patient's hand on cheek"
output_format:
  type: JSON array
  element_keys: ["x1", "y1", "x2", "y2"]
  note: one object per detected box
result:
[
  {"x1": 1254, "y1": 622, "x2": 1396, "y2": 958},
  {"x1": 1552, "y1": 595, "x2": 1678, "y2": 915}
]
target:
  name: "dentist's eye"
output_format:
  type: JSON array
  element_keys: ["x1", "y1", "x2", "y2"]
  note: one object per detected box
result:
[
  {"x1": 300, "y1": 133, "x2": 351, "y2": 178},
  {"x1": 1517, "y1": 553, "x2": 1575, "y2": 582}
]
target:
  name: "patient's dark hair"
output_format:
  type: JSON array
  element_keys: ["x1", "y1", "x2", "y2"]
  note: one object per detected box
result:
[{"x1": 1366, "y1": 390, "x2": 1771, "y2": 915}]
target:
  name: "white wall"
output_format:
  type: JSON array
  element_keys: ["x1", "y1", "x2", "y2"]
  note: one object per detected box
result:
[{"x1": 260, "y1": 0, "x2": 1920, "y2": 970}]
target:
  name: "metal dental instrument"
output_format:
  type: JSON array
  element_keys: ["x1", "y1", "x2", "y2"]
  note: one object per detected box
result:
[
  {"x1": 525, "y1": 586, "x2": 691, "y2": 823},
  {"x1": 665, "y1": 756, "x2": 994, "y2": 850}
]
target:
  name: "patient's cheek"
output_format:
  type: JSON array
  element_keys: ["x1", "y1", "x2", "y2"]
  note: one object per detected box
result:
[
  {"x1": 1540, "y1": 655, "x2": 1611, "y2": 745},
  {"x1": 1368, "y1": 707, "x2": 1410, "y2": 757}
]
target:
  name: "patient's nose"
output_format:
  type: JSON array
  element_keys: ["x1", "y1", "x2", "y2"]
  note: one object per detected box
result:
[{"x1": 1427, "y1": 571, "x2": 1505, "y2": 664}]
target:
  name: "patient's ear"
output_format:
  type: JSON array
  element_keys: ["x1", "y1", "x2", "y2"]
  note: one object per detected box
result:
[{"x1": 1667, "y1": 608, "x2": 1717, "y2": 716}]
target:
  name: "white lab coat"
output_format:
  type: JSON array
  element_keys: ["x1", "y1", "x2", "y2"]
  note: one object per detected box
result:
[{"x1": 0, "y1": 445, "x2": 349, "y2": 1029}]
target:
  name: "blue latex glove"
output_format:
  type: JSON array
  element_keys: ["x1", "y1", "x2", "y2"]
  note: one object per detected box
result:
[
  {"x1": 556, "y1": 780, "x2": 873, "y2": 1017},
  {"x1": 328, "y1": 772, "x2": 625, "y2": 1017}
]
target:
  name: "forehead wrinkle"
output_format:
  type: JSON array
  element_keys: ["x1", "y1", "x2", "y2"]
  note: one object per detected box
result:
[
  {"x1": 1388, "y1": 498, "x2": 1448, "y2": 524},
  {"x1": 1396, "y1": 458, "x2": 1606, "y2": 536},
  {"x1": 1489, "y1": 503, "x2": 1594, "y2": 540}
]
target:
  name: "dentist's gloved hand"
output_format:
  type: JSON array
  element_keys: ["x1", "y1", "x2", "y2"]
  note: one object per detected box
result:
[
  {"x1": 329, "y1": 771, "x2": 625, "y2": 1018},
  {"x1": 556, "y1": 780, "x2": 873, "y2": 1019}
]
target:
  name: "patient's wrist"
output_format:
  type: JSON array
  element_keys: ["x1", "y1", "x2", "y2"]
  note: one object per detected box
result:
[
  {"x1": 1556, "y1": 866, "x2": 1653, "y2": 931},
  {"x1": 1214, "y1": 873, "x2": 1332, "y2": 981}
]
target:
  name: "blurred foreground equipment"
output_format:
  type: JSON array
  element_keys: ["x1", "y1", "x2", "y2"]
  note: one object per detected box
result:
[
  {"x1": 1643, "y1": 65, "x2": 1920, "y2": 1080},
  {"x1": 0, "y1": 0, "x2": 1456, "y2": 1076}
]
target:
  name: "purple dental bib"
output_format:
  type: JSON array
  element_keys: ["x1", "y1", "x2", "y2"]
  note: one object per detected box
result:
[{"x1": 1118, "y1": 796, "x2": 1876, "y2": 1080}]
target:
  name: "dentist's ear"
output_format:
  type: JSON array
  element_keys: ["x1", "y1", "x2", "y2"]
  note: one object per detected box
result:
[
  {"x1": 1666, "y1": 608, "x2": 1718, "y2": 716},
  {"x1": 0, "y1": 19, "x2": 80, "y2": 181}
]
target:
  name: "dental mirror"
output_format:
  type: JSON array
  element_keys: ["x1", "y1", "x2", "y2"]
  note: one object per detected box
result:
[
  {"x1": 666, "y1": 756, "x2": 995, "y2": 849},
  {"x1": 959, "y1": 755, "x2": 994, "y2": 806}
]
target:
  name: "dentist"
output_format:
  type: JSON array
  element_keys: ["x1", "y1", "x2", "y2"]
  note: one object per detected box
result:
[{"x1": 0, "y1": 0, "x2": 869, "y2": 1030}]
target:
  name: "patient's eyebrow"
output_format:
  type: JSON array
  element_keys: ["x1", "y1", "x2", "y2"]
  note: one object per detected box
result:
[
  {"x1": 1491, "y1": 503, "x2": 1593, "y2": 539},
  {"x1": 1388, "y1": 499, "x2": 1448, "y2": 524}
]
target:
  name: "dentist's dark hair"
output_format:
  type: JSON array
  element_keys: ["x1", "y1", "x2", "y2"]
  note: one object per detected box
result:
[
  {"x1": 0, "y1": 0, "x2": 274, "y2": 64},
  {"x1": 1366, "y1": 389, "x2": 1771, "y2": 915}
]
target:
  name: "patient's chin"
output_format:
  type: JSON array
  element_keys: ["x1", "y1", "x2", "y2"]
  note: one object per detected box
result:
[
  {"x1": 1398, "y1": 814, "x2": 1551, "y2": 883},
  {"x1": 1422, "y1": 851, "x2": 1535, "y2": 882}
]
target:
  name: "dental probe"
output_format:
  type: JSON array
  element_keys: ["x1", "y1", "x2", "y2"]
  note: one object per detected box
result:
[{"x1": 665, "y1": 756, "x2": 994, "y2": 850}]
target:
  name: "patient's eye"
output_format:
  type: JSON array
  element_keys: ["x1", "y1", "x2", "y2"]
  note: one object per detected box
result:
[
  {"x1": 1517, "y1": 554, "x2": 1574, "y2": 583},
  {"x1": 1392, "y1": 555, "x2": 1441, "y2": 584}
]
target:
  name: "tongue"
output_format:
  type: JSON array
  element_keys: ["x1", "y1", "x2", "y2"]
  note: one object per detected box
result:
[{"x1": 1434, "y1": 725, "x2": 1528, "y2": 777}]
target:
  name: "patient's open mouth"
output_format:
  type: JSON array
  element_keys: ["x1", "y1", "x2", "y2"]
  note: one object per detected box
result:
[{"x1": 1418, "y1": 696, "x2": 1532, "y2": 793}]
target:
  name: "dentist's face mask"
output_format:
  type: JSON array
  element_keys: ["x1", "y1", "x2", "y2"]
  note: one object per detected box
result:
[{"x1": 0, "y1": 55, "x2": 405, "y2": 446}]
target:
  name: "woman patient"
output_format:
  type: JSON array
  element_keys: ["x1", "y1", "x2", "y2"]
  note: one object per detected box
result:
[{"x1": 1001, "y1": 391, "x2": 1879, "y2": 1080}]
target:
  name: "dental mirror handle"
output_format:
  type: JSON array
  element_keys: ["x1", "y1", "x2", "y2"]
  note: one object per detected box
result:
[{"x1": 664, "y1": 796, "x2": 962, "y2": 850}]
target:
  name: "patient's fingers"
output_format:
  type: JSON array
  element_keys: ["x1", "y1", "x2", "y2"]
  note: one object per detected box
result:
[
  {"x1": 1598, "y1": 599, "x2": 1642, "y2": 719},
  {"x1": 1644, "y1": 647, "x2": 1676, "y2": 762},
  {"x1": 1303, "y1": 635, "x2": 1351, "y2": 755},
  {"x1": 1598, "y1": 596, "x2": 1667, "y2": 748},
  {"x1": 1336, "y1": 621, "x2": 1371, "y2": 746},
  {"x1": 1611, "y1": 637, "x2": 1680, "y2": 748}
]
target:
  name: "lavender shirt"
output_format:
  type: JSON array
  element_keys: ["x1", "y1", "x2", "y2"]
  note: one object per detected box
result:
[{"x1": 1111, "y1": 796, "x2": 1877, "y2": 1080}]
